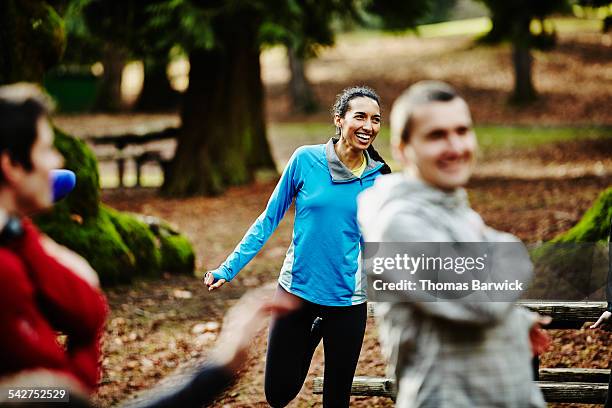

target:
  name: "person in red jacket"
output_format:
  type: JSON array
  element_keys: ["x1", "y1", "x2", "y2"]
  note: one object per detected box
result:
[{"x1": 0, "y1": 83, "x2": 107, "y2": 393}]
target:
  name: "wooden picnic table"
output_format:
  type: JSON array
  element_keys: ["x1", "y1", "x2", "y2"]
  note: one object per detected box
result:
[{"x1": 91, "y1": 126, "x2": 179, "y2": 187}]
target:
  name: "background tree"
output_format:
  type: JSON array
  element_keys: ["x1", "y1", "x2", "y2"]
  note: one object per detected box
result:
[
  {"x1": 146, "y1": 1, "x2": 277, "y2": 196},
  {"x1": 266, "y1": 0, "x2": 363, "y2": 114},
  {"x1": 365, "y1": 0, "x2": 457, "y2": 31},
  {"x1": 63, "y1": 0, "x2": 181, "y2": 112},
  {"x1": 476, "y1": 0, "x2": 571, "y2": 103},
  {"x1": 0, "y1": 0, "x2": 66, "y2": 84},
  {"x1": 78, "y1": 0, "x2": 144, "y2": 111},
  {"x1": 134, "y1": 47, "x2": 181, "y2": 112}
]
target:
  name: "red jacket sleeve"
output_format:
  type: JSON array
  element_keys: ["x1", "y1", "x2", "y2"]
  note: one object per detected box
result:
[{"x1": 9, "y1": 219, "x2": 108, "y2": 341}]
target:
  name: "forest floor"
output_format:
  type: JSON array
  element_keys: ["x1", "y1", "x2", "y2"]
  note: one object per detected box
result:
[{"x1": 53, "y1": 27, "x2": 612, "y2": 407}]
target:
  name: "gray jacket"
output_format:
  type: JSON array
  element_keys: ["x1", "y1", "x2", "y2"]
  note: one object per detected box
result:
[{"x1": 357, "y1": 174, "x2": 545, "y2": 408}]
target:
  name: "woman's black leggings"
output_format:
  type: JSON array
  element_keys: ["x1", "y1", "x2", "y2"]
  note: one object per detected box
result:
[{"x1": 264, "y1": 286, "x2": 367, "y2": 408}]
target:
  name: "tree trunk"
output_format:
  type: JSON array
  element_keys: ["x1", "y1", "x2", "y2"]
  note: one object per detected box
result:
[
  {"x1": 0, "y1": 0, "x2": 64, "y2": 85},
  {"x1": 134, "y1": 55, "x2": 180, "y2": 112},
  {"x1": 479, "y1": 12, "x2": 511, "y2": 44},
  {"x1": 162, "y1": 12, "x2": 275, "y2": 196},
  {"x1": 287, "y1": 44, "x2": 318, "y2": 114},
  {"x1": 0, "y1": 1, "x2": 18, "y2": 84},
  {"x1": 95, "y1": 44, "x2": 127, "y2": 112},
  {"x1": 511, "y1": 17, "x2": 536, "y2": 104}
]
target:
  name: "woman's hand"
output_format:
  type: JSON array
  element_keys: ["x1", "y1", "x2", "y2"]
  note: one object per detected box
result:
[
  {"x1": 590, "y1": 311, "x2": 611, "y2": 329},
  {"x1": 203, "y1": 270, "x2": 226, "y2": 291}
]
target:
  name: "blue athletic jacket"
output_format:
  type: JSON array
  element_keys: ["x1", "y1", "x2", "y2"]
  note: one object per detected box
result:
[{"x1": 212, "y1": 138, "x2": 384, "y2": 306}]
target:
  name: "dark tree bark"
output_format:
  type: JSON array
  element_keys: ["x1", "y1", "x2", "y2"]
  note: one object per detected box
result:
[
  {"x1": 162, "y1": 12, "x2": 275, "y2": 196},
  {"x1": 94, "y1": 45, "x2": 127, "y2": 112},
  {"x1": 0, "y1": 0, "x2": 64, "y2": 85},
  {"x1": 511, "y1": 16, "x2": 536, "y2": 104},
  {"x1": 287, "y1": 44, "x2": 318, "y2": 114},
  {"x1": 479, "y1": 12, "x2": 512, "y2": 44},
  {"x1": 0, "y1": 1, "x2": 18, "y2": 84},
  {"x1": 134, "y1": 56, "x2": 180, "y2": 112}
]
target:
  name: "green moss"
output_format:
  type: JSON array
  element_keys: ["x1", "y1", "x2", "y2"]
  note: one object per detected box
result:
[
  {"x1": 527, "y1": 188, "x2": 612, "y2": 299},
  {"x1": 159, "y1": 233, "x2": 195, "y2": 275},
  {"x1": 142, "y1": 219, "x2": 195, "y2": 275},
  {"x1": 105, "y1": 206, "x2": 162, "y2": 278},
  {"x1": 53, "y1": 128, "x2": 100, "y2": 218},
  {"x1": 36, "y1": 207, "x2": 136, "y2": 285},
  {"x1": 36, "y1": 129, "x2": 134, "y2": 284},
  {"x1": 552, "y1": 187, "x2": 612, "y2": 243}
]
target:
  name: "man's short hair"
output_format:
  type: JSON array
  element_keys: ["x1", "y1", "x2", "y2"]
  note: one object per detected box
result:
[
  {"x1": 390, "y1": 80, "x2": 461, "y2": 145},
  {"x1": 0, "y1": 83, "x2": 54, "y2": 183}
]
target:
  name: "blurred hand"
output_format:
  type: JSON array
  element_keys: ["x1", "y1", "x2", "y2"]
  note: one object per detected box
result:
[
  {"x1": 203, "y1": 270, "x2": 226, "y2": 292},
  {"x1": 529, "y1": 314, "x2": 552, "y2": 356},
  {"x1": 40, "y1": 235, "x2": 100, "y2": 288},
  {"x1": 212, "y1": 284, "x2": 300, "y2": 373},
  {"x1": 590, "y1": 311, "x2": 611, "y2": 329}
]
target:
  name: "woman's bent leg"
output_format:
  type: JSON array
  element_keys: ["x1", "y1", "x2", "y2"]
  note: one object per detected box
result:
[
  {"x1": 264, "y1": 287, "x2": 322, "y2": 407},
  {"x1": 321, "y1": 302, "x2": 367, "y2": 408}
]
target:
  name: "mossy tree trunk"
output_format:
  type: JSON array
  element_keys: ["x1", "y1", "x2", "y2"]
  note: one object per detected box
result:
[{"x1": 162, "y1": 11, "x2": 275, "y2": 196}]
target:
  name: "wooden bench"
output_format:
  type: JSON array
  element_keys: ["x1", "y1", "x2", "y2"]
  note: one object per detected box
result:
[
  {"x1": 312, "y1": 376, "x2": 609, "y2": 403},
  {"x1": 91, "y1": 127, "x2": 178, "y2": 187},
  {"x1": 315, "y1": 301, "x2": 609, "y2": 404}
]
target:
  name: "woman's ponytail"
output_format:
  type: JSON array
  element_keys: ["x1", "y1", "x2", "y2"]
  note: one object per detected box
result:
[{"x1": 367, "y1": 145, "x2": 392, "y2": 175}]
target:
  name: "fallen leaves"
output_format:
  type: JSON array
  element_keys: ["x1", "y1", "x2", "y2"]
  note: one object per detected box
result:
[{"x1": 172, "y1": 289, "x2": 192, "y2": 299}]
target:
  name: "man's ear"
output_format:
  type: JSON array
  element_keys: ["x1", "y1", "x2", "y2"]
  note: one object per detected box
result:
[
  {"x1": 0, "y1": 152, "x2": 23, "y2": 186},
  {"x1": 392, "y1": 141, "x2": 409, "y2": 167}
]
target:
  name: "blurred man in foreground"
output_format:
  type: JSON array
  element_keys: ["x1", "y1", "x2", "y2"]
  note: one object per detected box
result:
[
  {"x1": 0, "y1": 83, "x2": 298, "y2": 406},
  {"x1": 0, "y1": 83, "x2": 107, "y2": 392},
  {"x1": 358, "y1": 81, "x2": 548, "y2": 407},
  {"x1": 0, "y1": 284, "x2": 297, "y2": 407}
]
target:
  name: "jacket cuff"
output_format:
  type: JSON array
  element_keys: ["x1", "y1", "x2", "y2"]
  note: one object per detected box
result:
[{"x1": 213, "y1": 266, "x2": 232, "y2": 282}]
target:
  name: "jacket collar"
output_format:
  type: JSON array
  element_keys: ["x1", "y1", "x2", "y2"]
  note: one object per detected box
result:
[{"x1": 325, "y1": 138, "x2": 382, "y2": 182}]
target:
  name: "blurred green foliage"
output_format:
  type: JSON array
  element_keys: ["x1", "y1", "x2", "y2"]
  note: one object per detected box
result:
[{"x1": 553, "y1": 188, "x2": 612, "y2": 243}]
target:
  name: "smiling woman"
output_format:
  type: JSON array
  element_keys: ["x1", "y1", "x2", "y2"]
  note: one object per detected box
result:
[
  {"x1": 202, "y1": 86, "x2": 391, "y2": 407},
  {"x1": 331, "y1": 86, "x2": 392, "y2": 176}
]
